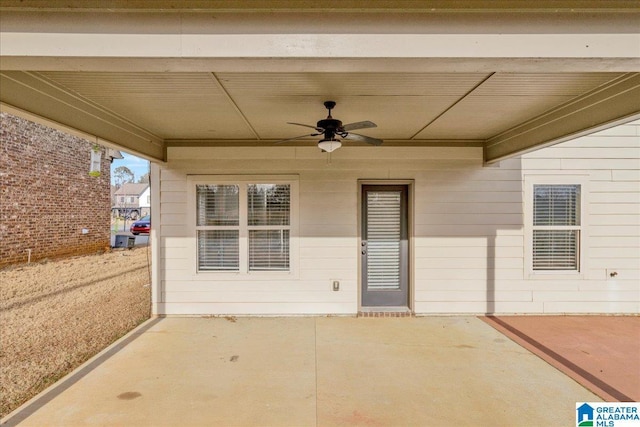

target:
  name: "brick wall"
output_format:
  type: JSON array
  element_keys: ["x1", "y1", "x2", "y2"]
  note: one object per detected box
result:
[{"x1": 0, "y1": 113, "x2": 111, "y2": 267}]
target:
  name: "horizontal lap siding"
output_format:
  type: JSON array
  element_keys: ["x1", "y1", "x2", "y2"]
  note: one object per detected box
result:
[
  {"x1": 412, "y1": 159, "x2": 526, "y2": 314},
  {"x1": 520, "y1": 120, "x2": 639, "y2": 314},
  {"x1": 160, "y1": 146, "x2": 485, "y2": 315},
  {"x1": 158, "y1": 125, "x2": 639, "y2": 315}
]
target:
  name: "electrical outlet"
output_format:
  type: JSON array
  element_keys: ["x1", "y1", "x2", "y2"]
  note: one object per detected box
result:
[{"x1": 332, "y1": 280, "x2": 340, "y2": 291}]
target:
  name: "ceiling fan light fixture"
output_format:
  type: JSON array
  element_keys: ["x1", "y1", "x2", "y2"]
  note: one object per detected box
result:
[{"x1": 318, "y1": 139, "x2": 342, "y2": 153}]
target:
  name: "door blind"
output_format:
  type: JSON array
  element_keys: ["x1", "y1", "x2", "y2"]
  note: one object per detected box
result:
[{"x1": 366, "y1": 191, "x2": 401, "y2": 290}]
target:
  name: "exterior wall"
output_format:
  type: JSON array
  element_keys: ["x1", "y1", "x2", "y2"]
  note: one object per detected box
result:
[
  {"x1": 0, "y1": 112, "x2": 111, "y2": 267},
  {"x1": 157, "y1": 122, "x2": 639, "y2": 315},
  {"x1": 518, "y1": 120, "x2": 640, "y2": 314},
  {"x1": 139, "y1": 187, "x2": 151, "y2": 217}
]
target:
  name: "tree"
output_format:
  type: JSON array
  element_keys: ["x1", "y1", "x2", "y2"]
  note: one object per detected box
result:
[
  {"x1": 113, "y1": 166, "x2": 134, "y2": 188},
  {"x1": 137, "y1": 172, "x2": 150, "y2": 183}
]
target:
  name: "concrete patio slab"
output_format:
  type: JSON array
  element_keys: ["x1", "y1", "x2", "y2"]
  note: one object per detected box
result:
[
  {"x1": 315, "y1": 317, "x2": 600, "y2": 426},
  {"x1": 482, "y1": 315, "x2": 640, "y2": 402},
  {"x1": 2, "y1": 316, "x2": 601, "y2": 427}
]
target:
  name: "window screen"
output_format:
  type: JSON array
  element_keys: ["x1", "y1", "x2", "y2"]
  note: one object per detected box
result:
[{"x1": 532, "y1": 185, "x2": 581, "y2": 271}]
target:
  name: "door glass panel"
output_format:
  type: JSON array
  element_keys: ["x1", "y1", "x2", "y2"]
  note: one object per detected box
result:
[{"x1": 366, "y1": 191, "x2": 401, "y2": 290}]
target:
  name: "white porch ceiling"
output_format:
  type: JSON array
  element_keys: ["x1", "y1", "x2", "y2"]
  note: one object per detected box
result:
[{"x1": 1, "y1": 1, "x2": 639, "y2": 163}]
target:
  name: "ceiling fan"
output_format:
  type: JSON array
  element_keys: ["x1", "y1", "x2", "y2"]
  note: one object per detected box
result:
[{"x1": 278, "y1": 101, "x2": 383, "y2": 152}]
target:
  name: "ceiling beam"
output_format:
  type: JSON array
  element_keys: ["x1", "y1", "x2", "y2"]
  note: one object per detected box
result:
[
  {"x1": 484, "y1": 73, "x2": 640, "y2": 163},
  {"x1": 0, "y1": 71, "x2": 165, "y2": 161},
  {"x1": 2, "y1": 58, "x2": 639, "y2": 74},
  {"x1": 1, "y1": 1, "x2": 639, "y2": 12},
  {"x1": 165, "y1": 139, "x2": 484, "y2": 148},
  {"x1": 2, "y1": 33, "x2": 638, "y2": 61}
]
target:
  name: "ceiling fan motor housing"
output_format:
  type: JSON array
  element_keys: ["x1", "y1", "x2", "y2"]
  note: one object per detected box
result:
[{"x1": 317, "y1": 118, "x2": 344, "y2": 139}]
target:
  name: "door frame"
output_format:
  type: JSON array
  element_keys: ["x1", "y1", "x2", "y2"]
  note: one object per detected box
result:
[{"x1": 358, "y1": 180, "x2": 414, "y2": 311}]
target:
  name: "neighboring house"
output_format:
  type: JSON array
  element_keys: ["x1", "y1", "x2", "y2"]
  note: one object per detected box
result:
[
  {"x1": 0, "y1": 112, "x2": 111, "y2": 267},
  {"x1": 112, "y1": 183, "x2": 149, "y2": 219},
  {"x1": 139, "y1": 185, "x2": 151, "y2": 217},
  {"x1": 110, "y1": 184, "x2": 119, "y2": 208},
  {"x1": 153, "y1": 120, "x2": 639, "y2": 316}
]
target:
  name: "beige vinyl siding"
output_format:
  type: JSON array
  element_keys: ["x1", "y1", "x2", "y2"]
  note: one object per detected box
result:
[
  {"x1": 521, "y1": 119, "x2": 640, "y2": 313},
  {"x1": 159, "y1": 146, "x2": 486, "y2": 315},
  {"x1": 156, "y1": 121, "x2": 639, "y2": 315}
]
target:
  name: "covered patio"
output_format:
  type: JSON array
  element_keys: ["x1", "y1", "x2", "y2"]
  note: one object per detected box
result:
[{"x1": 2, "y1": 1, "x2": 639, "y2": 317}]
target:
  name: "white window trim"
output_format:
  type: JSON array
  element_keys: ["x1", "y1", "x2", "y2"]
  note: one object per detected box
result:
[
  {"x1": 524, "y1": 174, "x2": 589, "y2": 279},
  {"x1": 187, "y1": 175, "x2": 299, "y2": 280}
]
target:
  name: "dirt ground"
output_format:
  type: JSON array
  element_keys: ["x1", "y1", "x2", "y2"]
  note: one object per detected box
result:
[{"x1": 0, "y1": 247, "x2": 151, "y2": 418}]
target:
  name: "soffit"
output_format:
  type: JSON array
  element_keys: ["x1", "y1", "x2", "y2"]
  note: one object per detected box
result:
[{"x1": 34, "y1": 71, "x2": 629, "y2": 144}]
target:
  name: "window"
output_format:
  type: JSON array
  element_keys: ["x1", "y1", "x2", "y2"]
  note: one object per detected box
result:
[
  {"x1": 130, "y1": 196, "x2": 135, "y2": 203},
  {"x1": 197, "y1": 185, "x2": 240, "y2": 271},
  {"x1": 532, "y1": 184, "x2": 581, "y2": 271},
  {"x1": 195, "y1": 182, "x2": 292, "y2": 273}
]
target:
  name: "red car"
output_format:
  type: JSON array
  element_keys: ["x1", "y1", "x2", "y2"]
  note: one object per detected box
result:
[{"x1": 130, "y1": 215, "x2": 151, "y2": 235}]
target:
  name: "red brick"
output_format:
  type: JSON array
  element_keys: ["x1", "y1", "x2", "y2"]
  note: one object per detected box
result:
[{"x1": 0, "y1": 113, "x2": 111, "y2": 267}]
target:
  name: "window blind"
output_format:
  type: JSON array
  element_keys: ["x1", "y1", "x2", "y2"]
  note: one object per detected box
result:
[
  {"x1": 196, "y1": 185, "x2": 240, "y2": 271},
  {"x1": 196, "y1": 185, "x2": 239, "y2": 226},
  {"x1": 366, "y1": 191, "x2": 401, "y2": 290},
  {"x1": 532, "y1": 185, "x2": 581, "y2": 271},
  {"x1": 533, "y1": 230, "x2": 578, "y2": 270},
  {"x1": 249, "y1": 230, "x2": 290, "y2": 271},
  {"x1": 533, "y1": 185, "x2": 580, "y2": 226},
  {"x1": 198, "y1": 230, "x2": 239, "y2": 270},
  {"x1": 248, "y1": 184, "x2": 290, "y2": 271},
  {"x1": 248, "y1": 184, "x2": 290, "y2": 226}
]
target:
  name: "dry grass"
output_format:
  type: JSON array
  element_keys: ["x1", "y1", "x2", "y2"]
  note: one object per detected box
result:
[{"x1": 0, "y1": 247, "x2": 151, "y2": 418}]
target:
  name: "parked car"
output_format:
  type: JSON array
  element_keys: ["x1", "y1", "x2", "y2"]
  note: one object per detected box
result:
[{"x1": 130, "y1": 215, "x2": 150, "y2": 235}]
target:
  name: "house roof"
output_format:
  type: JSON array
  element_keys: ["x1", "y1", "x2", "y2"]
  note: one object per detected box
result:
[
  {"x1": 1, "y1": 1, "x2": 638, "y2": 164},
  {"x1": 114, "y1": 183, "x2": 148, "y2": 196}
]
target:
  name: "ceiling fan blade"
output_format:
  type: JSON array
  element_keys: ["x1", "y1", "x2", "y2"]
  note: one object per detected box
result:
[
  {"x1": 287, "y1": 122, "x2": 323, "y2": 132},
  {"x1": 274, "y1": 133, "x2": 317, "y2": 144},
  {"x1": 344, "y1": 132, "x2": 383, "y2": 146},
  {"x1": 342, "y1": 121, "x2": 377, "y2": 131}
]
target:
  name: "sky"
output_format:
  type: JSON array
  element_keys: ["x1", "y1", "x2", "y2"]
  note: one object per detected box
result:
[{"x1": 110, "y1": 152, "x2": 150, "y2": 185}]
